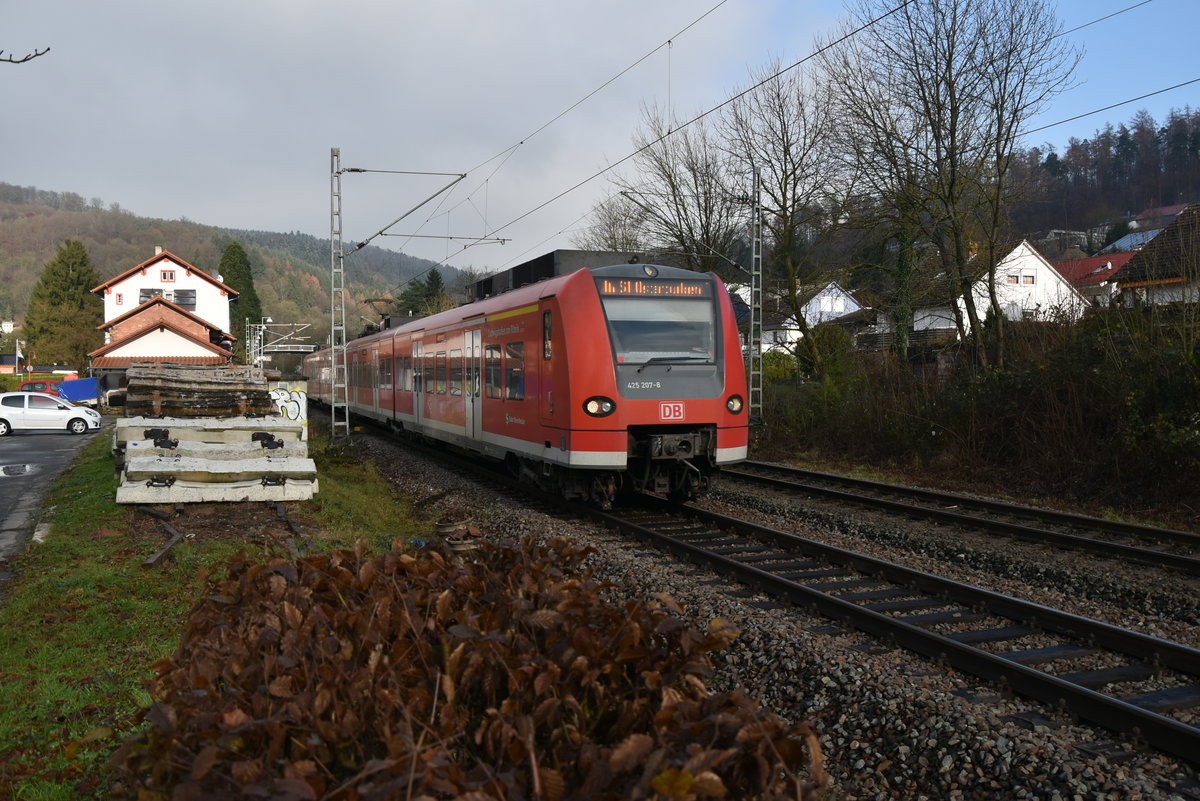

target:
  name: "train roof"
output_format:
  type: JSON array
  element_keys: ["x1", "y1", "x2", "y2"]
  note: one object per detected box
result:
[{"x1": 352, "y1": 262, "x2": 715, "y2": 349}]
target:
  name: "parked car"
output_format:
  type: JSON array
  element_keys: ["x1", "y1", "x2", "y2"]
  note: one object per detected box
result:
[
  {"x1": 0, "y1": 392, "x2": 102, "y2": 436},
  {"x1": 19, "y1": 379, "x2": 61, "y2": 395}
]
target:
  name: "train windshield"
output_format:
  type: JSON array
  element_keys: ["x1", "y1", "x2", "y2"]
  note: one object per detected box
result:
[{"x1": 598, "y1": 295, "x2": 716, "y2": 364}]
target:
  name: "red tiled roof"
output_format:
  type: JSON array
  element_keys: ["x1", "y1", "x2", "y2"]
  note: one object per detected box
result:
[
  {"x1": 91, "y1": 356, "x2": 231, "y2": 368},
  {"x1": 1134, "y1": 203, "x2": 1190, "y2": 222},
  {"x1": 1119, "y1": 203, "x2": 1200, "y2": 285},
  {"x1": 90, "y1": 249, "x2": 239, "y2": 297},
  {"x1": 97, "y1": 294, "x2": 235, "y2": 339},
  {"x1": 1053, "y1": 252, "x2": 1137, "y2": 287},
  {"x1": 88, "y1": 318, "x2": 234, "y2": 359}
]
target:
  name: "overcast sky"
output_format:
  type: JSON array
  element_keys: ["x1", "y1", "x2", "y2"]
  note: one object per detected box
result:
[{"x1": 3, "y1": 0, "x2": 1196, "y2": 275}]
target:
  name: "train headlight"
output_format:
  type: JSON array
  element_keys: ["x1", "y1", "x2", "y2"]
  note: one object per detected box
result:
[
  {"x1": 583, "y1": 396, "x2": 616, "y2": 417},
  {"x1": 726, "y1": 394, "x2": 744, "y2": 414}
]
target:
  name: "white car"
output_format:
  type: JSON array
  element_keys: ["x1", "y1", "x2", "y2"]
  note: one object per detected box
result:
[{"x1": 0, "y1": 391, "x2": 102, "y2": 436}]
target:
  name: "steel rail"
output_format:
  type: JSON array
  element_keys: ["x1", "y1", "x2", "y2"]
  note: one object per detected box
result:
[
  {"x1": 591, "y1": 496, "x2": 1200, "y2": 766},
  {"x1": 725, "y1": 463, "x2": 1200, "y2": 575}
]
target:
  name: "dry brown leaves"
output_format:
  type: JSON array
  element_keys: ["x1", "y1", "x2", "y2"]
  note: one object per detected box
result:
[{"x1": 109, "y1": 536, "x2": 825, "y2": 800}]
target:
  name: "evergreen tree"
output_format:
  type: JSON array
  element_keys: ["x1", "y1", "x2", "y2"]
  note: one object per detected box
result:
[
  {"x1": 218, "y1": 242, "x2": 261, "y2": 362},
  {"x1": 23, "y1": 239, "x2": 103, "y2": 369},
  {"x1": 420, "y1": 268, "x2": 454, "y2": 315}
]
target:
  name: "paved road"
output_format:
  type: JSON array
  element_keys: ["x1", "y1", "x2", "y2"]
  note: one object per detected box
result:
[{"x1": 0, "y1": 426, "x2": 105, "y2": 566}]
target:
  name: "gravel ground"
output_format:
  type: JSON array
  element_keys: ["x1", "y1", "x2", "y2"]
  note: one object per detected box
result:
[{"x1": 361, "y1": 435, "x2": 1200, "y2": 800}]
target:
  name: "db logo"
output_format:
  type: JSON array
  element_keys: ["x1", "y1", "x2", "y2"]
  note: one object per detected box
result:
[{"x1": 659, "y1": 402, "x2": 686, "y2": 421}]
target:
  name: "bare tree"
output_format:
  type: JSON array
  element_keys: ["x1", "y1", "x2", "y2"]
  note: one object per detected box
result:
[
  {"x1": 1, "y1": 46, "x2": 49, "y2": 64},
  {"x1": 820, "y1": 0, "x2": 1077, "y2": 366},
  {"x1": 720, "y1": 60, "x2": 843, "y2": 377},
  {"x1": 608, "y1": 106, "x2": 746, "y2": 278},
  {"x1": 571, "y1": 192, "x2": 650, "y2": 252}
]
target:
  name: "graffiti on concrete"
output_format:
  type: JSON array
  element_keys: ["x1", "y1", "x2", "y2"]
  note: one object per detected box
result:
[{"x1": 268, "y1": 385, "x2": 309, "y2": 439}]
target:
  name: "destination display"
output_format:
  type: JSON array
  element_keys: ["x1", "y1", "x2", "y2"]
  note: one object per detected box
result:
[{"x1": 596, "y1": 278, "x2": 711, "y2": 298}]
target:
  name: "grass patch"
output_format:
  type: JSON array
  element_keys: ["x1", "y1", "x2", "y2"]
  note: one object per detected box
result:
[{"x1": 0, "y1": 428, "x2": 425, "y2": 799}]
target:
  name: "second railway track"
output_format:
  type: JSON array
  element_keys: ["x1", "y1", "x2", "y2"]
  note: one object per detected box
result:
[
  {"x1": 354, "y1": 429, "x2": 1198, "y2": 794},
  {"x1": 594, "y1": 495, "x2": 1200, "y2": 767},
  {"x1": 724, "y1": 461, "x2": 1200, "y2": 575}
]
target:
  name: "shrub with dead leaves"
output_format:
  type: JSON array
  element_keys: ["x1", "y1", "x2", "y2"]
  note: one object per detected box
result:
[{"x1": 110, "y1": 536, "x2": 826, "y2": 800}]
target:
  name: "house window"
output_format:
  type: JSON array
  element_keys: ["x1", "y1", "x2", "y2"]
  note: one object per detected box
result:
[
  {"x1": 161, "y1": 270, "x2": 176, "y2": 282},
  {"x1": 139, "y1": 288, "x2": 164, "y2": 303},
  {"x1": 115, "y1": 293, "x2": 123, "y2": 305},
  {"x1": 1022, "y1": 275, "x2": 1036, "y2": 285},
  {"x1": 1006, "y1": 275, "x2": 1020, "y2": 284},
  {"x1": 173, "y1": 289, "x2": 196, "y2": 310}
]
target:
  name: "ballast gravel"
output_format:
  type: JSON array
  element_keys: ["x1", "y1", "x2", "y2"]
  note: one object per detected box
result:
[{"x1": 359, "y1": 436, "x2": 1199, "y2": 801}]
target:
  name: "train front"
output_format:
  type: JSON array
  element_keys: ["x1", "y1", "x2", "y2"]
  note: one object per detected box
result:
[{"x1": 586, "y1": 263, "x2": 748, "y2": 502}]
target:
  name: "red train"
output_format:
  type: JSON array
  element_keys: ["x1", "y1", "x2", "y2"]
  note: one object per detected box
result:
[{"x1": 303, "y1": 262, "x2": 748, "y2": 506}]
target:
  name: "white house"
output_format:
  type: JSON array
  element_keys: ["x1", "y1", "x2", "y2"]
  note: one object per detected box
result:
[
  {"x1": 908, "y1": 241, "x2": 1088, "y2": 334},
  {"x1": 88, "y1": 248, "x2": 238, "y2": 370},
  {"x1": 91, "y1": 248, "x2": 237, "y2": 336},
  {"x1": 733, "y1": 281, "x2": 863, "y2": 353}
]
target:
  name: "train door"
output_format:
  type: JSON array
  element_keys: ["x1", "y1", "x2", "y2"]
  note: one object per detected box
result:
[
  {"x1": 412, "y1": 340, "x2": 424, "y2": 427},
  {"x1": 371, "y1": 349, "x2": 380, "y2": 413},
  {"x1": 465, "y1": 328, "x2": 482, "y2": 440},
  {"x1": 539, "y1": 306, "x2": 560, "y2": 426}
]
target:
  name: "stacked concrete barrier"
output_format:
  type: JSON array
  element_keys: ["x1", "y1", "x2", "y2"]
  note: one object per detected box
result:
[
  {"x1": 111, "y1": 365, "x2": 316, "y2": 504},
  {"x1": 113, "y1": 416, "x2": 316, "y2": 503}
]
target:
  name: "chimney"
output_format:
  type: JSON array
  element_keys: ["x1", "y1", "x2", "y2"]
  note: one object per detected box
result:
[{"x1": 155, "y1": 246, "x2": 163, "y2": 255}]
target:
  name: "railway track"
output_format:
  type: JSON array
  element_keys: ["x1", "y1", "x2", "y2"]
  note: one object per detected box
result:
[
  {"x1": 361, "y1": 429, "x2": 1200, "y2": 768},
  {"x1": 588, "y1": 495, "x2": 1200, "y2": 767},
  {"x1": 724, "y1": 461, "x2": 1200, "y2": 575}
]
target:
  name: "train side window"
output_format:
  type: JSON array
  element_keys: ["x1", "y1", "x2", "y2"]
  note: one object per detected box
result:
[
  {"x1": 505, "y1": 341, "x2": 525, "y2": 401},
  {"x1": 423, "y1": 354, "x2": 435, "y2": 394},
  {"x1": 449, "y1": 349, "x2": 463, "y2": 395},
  {"x1": 485, "y1": 344, "x2": 502, "y2": 399},
  {"x1": 380, "y1": 357, "x2": 392, "y2": 389},
  {"x1": 543, "y1": 311, "x2": 552, "y2": 360},
  {"x1": 435, "y1": 351, "x2": 447, "y2": 394},
  {"x1": 398, "y1": 356, "x2": 410, "y2": 392}
]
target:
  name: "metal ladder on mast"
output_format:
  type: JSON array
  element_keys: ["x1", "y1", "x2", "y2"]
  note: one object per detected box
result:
[
  {"x1": 329, "y1": 148, "x2": 351, "y2": 442},
  {"x1": 748, "y1": 171, "x2": 764, "y2": 425}
]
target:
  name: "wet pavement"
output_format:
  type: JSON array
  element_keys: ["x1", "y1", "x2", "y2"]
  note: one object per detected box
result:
[{"x1": 0, "y1": 426, "x2": 105, "y2": 566}]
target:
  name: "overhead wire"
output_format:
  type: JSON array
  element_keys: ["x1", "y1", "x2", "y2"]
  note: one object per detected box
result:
[
  {"x1": 388, "y1": 0, "x2": 734, "y2": 261},
  {"x1": 466, "y1": 0, "x2": 1183, "y2": 272},
  {"x1": 423, "y1": 0, "x2": 920, "y2": 274},
  {"x1": 386, "y1": 0, "x2": 1182, "y2": 296}
]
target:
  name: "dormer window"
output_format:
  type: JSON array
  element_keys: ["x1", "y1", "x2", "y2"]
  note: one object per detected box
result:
[{"x1": 161, "y1": 269, "x2": 176, "y2": 282}]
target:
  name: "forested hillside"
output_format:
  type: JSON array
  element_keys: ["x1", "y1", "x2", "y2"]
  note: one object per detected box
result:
[
  {"x1": 1011, "y1": 108, "x2": 1200, "y2": 235},
  {"x1": 2, "y1": 107, "x2": 1196, "y2": 337},
  {"x1": 0, "y1": 183, "x2": 458, "y2": 340}
]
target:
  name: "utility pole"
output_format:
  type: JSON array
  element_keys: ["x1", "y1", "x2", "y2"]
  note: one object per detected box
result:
[
  {"x1": 327, "y1": 150, "x2": 507, "y2": 444},
  {"x1": 748, "y1": 170, "x2": 763, "y2": 425},
  {"x1": 329, "y1": 148, "x2": 351, "y2": 442}
]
